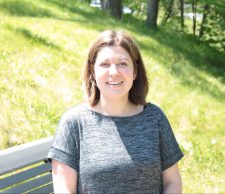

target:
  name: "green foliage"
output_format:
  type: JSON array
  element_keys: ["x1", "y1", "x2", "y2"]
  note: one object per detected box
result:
[
  {"x1": 158, "y1": 0, "x2": 225, "y2": 53},
  {"x1": 199, "y1": 2, "x2": 225, "y2": 52},
  {"x1": 0, "y1": 0, "x2": 224, "y2": 192},
  {"x1": 123, "y1": 0, "x2": 146, "y2": 19}
]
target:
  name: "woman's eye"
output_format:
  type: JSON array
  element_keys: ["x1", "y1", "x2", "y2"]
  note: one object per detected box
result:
[
  {"x1": 119, "y1": 62, "x2": 127, "y2": 67},
  {"x1": 100, "y1": 63, "x2": 110, "y2": 67}
]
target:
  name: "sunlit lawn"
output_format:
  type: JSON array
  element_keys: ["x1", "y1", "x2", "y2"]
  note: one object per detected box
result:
[{"x1": 0, "y1": 0, "x2": 224, "y2": 193}]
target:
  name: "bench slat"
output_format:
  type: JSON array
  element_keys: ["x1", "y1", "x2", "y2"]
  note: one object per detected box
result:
[
  {"x1": 0, "y1": 137, "x2": 53, "y2": 175},
  {"x1": 29, "y1": 183, "x2": 53, "y2": 194},
  {"x1": 3, "y1": 173, "x2": 52, "y2": 193},
  {"x1": 0, "y1": 162, "x2": 51, "y2": 190}
]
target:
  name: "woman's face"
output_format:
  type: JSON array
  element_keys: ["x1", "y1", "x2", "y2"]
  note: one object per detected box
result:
[{"x1": 94, "y1": 46, "x2": 136, "y2": 101}]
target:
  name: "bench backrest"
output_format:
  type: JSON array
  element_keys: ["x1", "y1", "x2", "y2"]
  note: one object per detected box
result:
[{"x1": 0, "y1": 137, "x2": 53, "y2": 193}]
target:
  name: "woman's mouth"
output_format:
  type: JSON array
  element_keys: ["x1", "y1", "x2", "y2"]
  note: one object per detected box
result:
[{"x1": 106, "y1": 81, "x2": 124, "y2": 86}]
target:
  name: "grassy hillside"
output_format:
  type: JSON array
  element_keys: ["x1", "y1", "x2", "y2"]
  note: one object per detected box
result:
[{"x1": 0, "y1": 0, "x2": 224, "y2": 192}]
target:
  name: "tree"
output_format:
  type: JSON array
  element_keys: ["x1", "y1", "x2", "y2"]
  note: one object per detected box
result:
[
  {"x1": 101, "y1": 0, "x2": 122, "y2": 19},
  {"x1": 199, "y1": 3, "x2": 210, "y2": 38},
  {"x1": 123, "y1": 0, "x2": 146, "y2": 19},
  {"x1": 198, "y1": 0, "x2": 225, "y2": 52},
  {"x1": 191, "y1": 0, "x2": 197, "y2": 36},
  {"x1": 146, "y1": 0, "x2": 159, "y2": 28},
  {"x1": 161, "y1": 0, "x2": 174, "y2": 24},
  {"x1": 180, "y1": 0, "x2": 184, "y2": 29}
]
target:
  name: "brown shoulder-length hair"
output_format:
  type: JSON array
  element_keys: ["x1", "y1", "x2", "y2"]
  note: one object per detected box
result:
[{"x1": 83, "y1": 30, "x2": 149, "y2": 107}]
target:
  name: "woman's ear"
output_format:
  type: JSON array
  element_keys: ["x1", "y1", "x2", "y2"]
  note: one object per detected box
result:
[{"x1": 133, "y1": 73, "x2": 136, "y2": 80}]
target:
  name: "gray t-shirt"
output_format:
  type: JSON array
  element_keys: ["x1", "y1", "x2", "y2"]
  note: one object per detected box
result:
[{"x1": 47, "y1": 102, "x2": 183, "y2": 194}]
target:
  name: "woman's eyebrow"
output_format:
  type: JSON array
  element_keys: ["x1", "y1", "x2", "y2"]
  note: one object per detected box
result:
[
  {"x1": 119, "y1": 57, "x2": 129, "y2": 61},
  {"x1": 99, "y1": 59, "x2": 110, "y2": 62}
]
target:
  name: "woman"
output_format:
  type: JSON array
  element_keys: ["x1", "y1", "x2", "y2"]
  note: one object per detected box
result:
[{"x1": 47, "y1": 30, "x2": 184, "y2": 193}]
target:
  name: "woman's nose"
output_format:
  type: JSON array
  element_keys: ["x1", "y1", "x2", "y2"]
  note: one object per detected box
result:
[{"x1": 109, "y1": 64, "x2": 119, "y2": 76}]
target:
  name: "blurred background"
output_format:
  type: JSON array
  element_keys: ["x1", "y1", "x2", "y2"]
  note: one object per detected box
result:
[{"x1": 0, "y1": 0, "x2": 224, "y2": 192}]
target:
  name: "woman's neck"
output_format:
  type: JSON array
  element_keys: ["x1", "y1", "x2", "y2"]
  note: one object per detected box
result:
[{"x1": 92, "y1": 97, "x2": 143, "y2": 117}]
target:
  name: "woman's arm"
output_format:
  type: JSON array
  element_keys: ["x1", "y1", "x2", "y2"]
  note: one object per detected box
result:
[
  {"x1": 52, "y1": 159, "x2": 78, "y2": 194},
  {"x1": 162, "y1": 163, "x2": 182, "y2": 194}
]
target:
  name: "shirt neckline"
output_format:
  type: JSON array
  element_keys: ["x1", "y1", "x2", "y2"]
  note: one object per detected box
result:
[{"x1": 83, "y1": 102, "x2": 151, "y2": 120}]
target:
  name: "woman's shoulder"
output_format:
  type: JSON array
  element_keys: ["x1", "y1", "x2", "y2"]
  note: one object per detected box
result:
[
  {"x1": 144, "y1": 102, "x2": 167, "y2": 120},
  {"x1": 59, "y1": 103, "x2": 90, "y2": 122},
  {"x1": 145, "y1": 102, "x2": 164, "y2": 114}
]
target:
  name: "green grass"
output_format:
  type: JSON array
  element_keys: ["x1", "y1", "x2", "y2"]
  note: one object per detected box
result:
[{"x1": 0, "y1": 0, "x2": 224, "y2": 192}]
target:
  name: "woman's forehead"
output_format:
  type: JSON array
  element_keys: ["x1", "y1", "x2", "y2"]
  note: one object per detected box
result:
[{"x1": 96, "y1": 46, "x2": 131, "y2": 61}]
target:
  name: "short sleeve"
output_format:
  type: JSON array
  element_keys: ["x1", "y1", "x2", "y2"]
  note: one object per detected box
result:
[
  {"x1": 158, "y1": 110, "x2": 184, "y2": 171},
  {"x1": 47, "y1": 110, "x2": 80, "y2": 171}
]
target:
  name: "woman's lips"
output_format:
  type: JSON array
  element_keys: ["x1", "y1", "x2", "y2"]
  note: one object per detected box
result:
[{"x1": 106, "y1": 81, "x2": 124, "y2": 86}]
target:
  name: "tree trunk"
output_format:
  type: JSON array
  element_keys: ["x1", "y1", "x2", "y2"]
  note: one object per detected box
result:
[
  {"x1": 180, "y1": 0, "x2": 184, "y2": 29},
  {"x1": 101, "y1": 0, "x2": 122, "y2": 19},
  {"x1": 199, "y1": 3, "x2": 210, "y2": 38},
  {"x1": 162, "y1": 0, "x2": 174, "y2": 25},
  {"x1": 191, "y1": 0, "x2": 197, "y2": 36},
  {"x1": 147, "y1": 0, "x2": 159, "y2": 29},
  {"x1": 100, "y1": 0, "x2": 103, "y2": 7}
]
